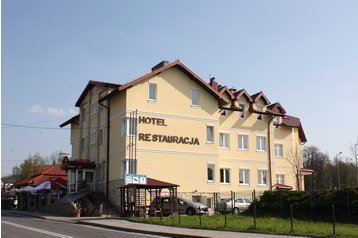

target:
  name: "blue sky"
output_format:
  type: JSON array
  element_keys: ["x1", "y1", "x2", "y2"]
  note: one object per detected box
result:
[{"x1": 2, "y1": 0, "x2": 358, "y2": 176}]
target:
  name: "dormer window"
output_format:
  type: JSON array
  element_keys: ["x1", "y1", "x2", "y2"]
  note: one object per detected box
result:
[
  {"x1": 220, "y1": 109, "x2": 228, "y2": 116},
  {"x1": 257, "y1": 106, "x2": 263, "y2": 120},
  {"x1": 239, "y1": 104, "x2": 245, "y2": 119},
  {"x1": 274, "y1": 116, "x2": 280, "y2": 128}
]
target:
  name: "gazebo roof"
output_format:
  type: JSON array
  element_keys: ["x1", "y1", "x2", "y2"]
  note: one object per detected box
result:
[{"x1": 120, "y1": 178, "x2": 178, "y2": 189}]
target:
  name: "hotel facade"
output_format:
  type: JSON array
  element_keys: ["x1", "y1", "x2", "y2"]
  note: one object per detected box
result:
[{"x1": 60, "y1": 60, "x2": 307, "y2": 207}]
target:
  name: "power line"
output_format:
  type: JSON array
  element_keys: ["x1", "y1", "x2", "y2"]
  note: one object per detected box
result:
[
  {"x1": 1, "y1": 123, "x2": 104, "y2": 130},
  {"x1": 2, "y1": 123, "x2": 66, "y2": 130}
]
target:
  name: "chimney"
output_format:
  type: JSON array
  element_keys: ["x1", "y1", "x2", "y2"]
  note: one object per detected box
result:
[
  {"x1": 151, "y1": 60, "x2": 169, "y2": 72},
  {"x1": 209, "y1": 77, "x2": 218, "y2": 92}
]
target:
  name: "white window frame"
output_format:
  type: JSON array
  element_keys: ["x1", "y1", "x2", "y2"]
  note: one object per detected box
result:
[
  {"x1": 191, "y1": 88, "x2": 200, "y2": 107},
  {"x1": 258, "y1": 169, "x2": 268, "y2": 186},
  {"x1": 274, "y1": 143, "x2": 283, "y2": 157},
  {"x1": 238, "y1": 134, "x2": 249, "y2": 151},
  {"x1": 256, "y1": 136, "x2": 266, "y2": 152},
  {"x1": 68, "y1": 169, "x2": 76, "y2": 193},
  {"x1": 239, "y1": 168, "x2": 250, "y2": 185},
  {"x1": 148, "y1": 83, "x2": 157, "y2": 101},
  {"x1": 121, "y1": 158, "x2": 137, "y2": 177},
  {"x1": 121, "y1": 117, "x2": 137, "y2": 137},
  {"x1": 220, "y1": 168, "x2": 230, "y2": 184},
  {"x1": 276, "y1": 174, "x2": 285, "y2": 184},
  {"x1": 219, "y1": 133, "x2": 230, "y2": 148},
  {"x1": 206, "y1": 125, "x2": 214, "y2": 144},
  {"x1": 75, "y1": 169, "x2": 95, "y2": 192},
  {"x1": 207, "y1": 163, "x2": 215, "y2": 183}
]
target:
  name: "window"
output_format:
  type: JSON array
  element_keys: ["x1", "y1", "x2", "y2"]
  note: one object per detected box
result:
[
  {"x1": 220, "y1": 168, "x2": 230, "y2": 184},
  {"x1": 276, "y1": 174, "x2": 285, "y2": 184},
  {"x1": 274, "y1": 143, "x2": 283, "y2": 157},
  {"x1": 274, "y1": 116, "x2": 280, "y2": 125},
  {"x1": 68, "y1": 170, "x2": 75, "y2": 193},
  {"x1": 207, "y1": 164, "x2": 215, "y2": 182},
  {"x1": 84, "y1": 171, "x2": 95, "y2": 191},
  {"x1": 257, "y1": 105, "x2": 263, "y2": 120},
  {"x1": 239, "y1": 104, "x2": 245, "y2": 118},
  {"x1": 219, "y1": 133, "x2": 230, "y2": 148},
  {"x1": 98, "y1": 129, "x2": 104, "y2": 145},
  {"x1": 220, "y1": 109, "x2": 228, "y2": 116},
  {"x1": 238, "y1": 134, "x2": 249, "y2": 150},
  {"x1": 239, "y1": 169, "x2": 250, "y2": 185},
  {"x1": 80, "y1": 138, "x2": 85, "y2": 153},
  {"x1": 81, "y1": 107, "x2": 86, "y2": 123},
  {"x1": 148, "y1": 83, "x2": 157, "y2": 101},
  {"x1": 121, "y1": 117, "x2": 137, "y2": 137},
  {"x1": 192, "y1": 88, "x2": 200, "y2": 106},
  {"x1": 256, "y1": 136, "x2": 266, "y2": 151},
  {"x1": 206, "y1": 126, "x2": 214, "y2": 143},
  {"x1": 258, "y1": 169, "x2": 268, "y2": 185},
  {"x1": 121, "y1": 159, "x2": 137, "y2": 177}
]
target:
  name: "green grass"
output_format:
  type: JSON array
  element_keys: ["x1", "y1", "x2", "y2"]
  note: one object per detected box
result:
[{"x1": 129, "y1": 214, "x2": 358, "y2": 238}]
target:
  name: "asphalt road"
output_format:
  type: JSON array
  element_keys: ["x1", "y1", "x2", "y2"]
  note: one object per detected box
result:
[{"x1": 1, "y1": 211, "x2": 193, "y2": 238}]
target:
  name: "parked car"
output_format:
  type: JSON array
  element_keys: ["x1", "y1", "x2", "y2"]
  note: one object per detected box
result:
[
  {"x1": 150, "y1": 197, "x2": 208, "y2": 216},
  {"x1": 217, "y1": 197, "x2": 252, "y2": 214}
]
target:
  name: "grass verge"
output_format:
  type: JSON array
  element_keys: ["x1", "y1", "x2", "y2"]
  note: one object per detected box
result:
[{"x1": 129, "y1": 214, "x2": 358, "y2": 238}]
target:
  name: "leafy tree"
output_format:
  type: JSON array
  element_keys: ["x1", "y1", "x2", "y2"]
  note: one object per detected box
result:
[{"x1": 17, "y1": 153, "x2": 47, "y2": 181}]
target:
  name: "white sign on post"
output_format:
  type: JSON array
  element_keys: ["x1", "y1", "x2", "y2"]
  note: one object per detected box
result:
[{"x1": 125, "y1": 174, "x2": 147, "y2": 185}]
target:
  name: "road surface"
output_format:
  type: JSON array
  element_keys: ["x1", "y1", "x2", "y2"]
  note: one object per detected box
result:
[{"x1": 1, "y1": 211, "x2": 194, "y2": 238}]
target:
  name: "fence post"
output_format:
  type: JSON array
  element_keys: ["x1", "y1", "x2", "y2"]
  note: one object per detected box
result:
[
  {"x1": 215, "y1": 193, "x2": 219, "y2": 215},
  {"x1": 231, "y1": 190, "x2": 234, "y2": 214},
  {"x1": 253, "y1": 205, "x2": 257, "y2": 230},
  {"x1": 290, "y1": 204, "x2": 293, "y2": 233},
  {"x1": 332, "y1": 204, "x2": 336, "y2": 235},
  {"x1": 160, "y1": 204, "x2": 163, "y2": 224},
  {"x1": 199, "y1": 206, "x2": 202, "y2": 227},
  {"x1": 224, "y1": 202, "x2": 227, "y2": 228},
  {"x1": 280, "y1": 191, "x2": 283, "y2": 218},
  {"x1": 178, "y1": 210, "x2": 181, "y2": 224},
  {"x1": 346, "y1": 188, "x2": 351, "y2": 221}
]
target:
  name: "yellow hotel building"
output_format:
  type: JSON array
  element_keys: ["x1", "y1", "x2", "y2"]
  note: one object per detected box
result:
[{"x1": 60, "y1": 60, "x2": 307, "y2": 207}]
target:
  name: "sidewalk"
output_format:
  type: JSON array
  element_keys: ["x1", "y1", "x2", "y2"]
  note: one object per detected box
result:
[{"x1": 4, "y1": 210, "x2": 308, "y2": 238}]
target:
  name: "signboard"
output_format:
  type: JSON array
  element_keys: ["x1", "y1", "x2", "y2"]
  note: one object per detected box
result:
[{"x1": 125, "y1": 174, "x2": 147, "y2": 185}]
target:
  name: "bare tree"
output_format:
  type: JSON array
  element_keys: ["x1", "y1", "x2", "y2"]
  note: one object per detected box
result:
[
  {"x1": 285, "y1": 144, "x2": 304, "y2": 191},
  {"x1": 46, "y1": 151, "x2": 64, "y2": 165}
]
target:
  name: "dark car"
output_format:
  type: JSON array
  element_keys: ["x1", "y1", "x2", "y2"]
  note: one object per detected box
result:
[{"x1": 150, "y1": 197, "x2": 208, "y2": 216}]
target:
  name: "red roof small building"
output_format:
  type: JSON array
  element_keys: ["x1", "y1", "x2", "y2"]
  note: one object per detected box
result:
[{"x1": 14, "y1": 165, "x2": 67, "y2": 188}]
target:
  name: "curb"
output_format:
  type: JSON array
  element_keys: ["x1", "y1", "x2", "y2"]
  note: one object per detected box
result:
[{"x1": 77, "y1": 220, "x2": 209, "y2": 238}]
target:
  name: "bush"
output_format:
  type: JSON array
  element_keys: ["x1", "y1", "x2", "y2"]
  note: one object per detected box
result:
[{"x1": 247, "y1": 187, "x2": 358, "y2": 223}]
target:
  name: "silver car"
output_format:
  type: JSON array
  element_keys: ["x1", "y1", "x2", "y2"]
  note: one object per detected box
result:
[
  {"x1": 150, "y1": 197, "x2": 208, "y2": 216},
  {"x1": 217, "y1": 197, "x2": 252, "y2": 214}
]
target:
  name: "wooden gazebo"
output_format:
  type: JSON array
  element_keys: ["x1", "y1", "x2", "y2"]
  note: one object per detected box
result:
[{"x1": 119, "y1": 178, "x2": 178, "y2": 217}]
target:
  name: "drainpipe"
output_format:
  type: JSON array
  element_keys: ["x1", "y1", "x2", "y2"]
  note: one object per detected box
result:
[
  {"x1": 268, "y1": 115, "x2": 275, "y2": 191},
  {"x1": 98, "y1": 100, "x2": 110, "y2": 210}
]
